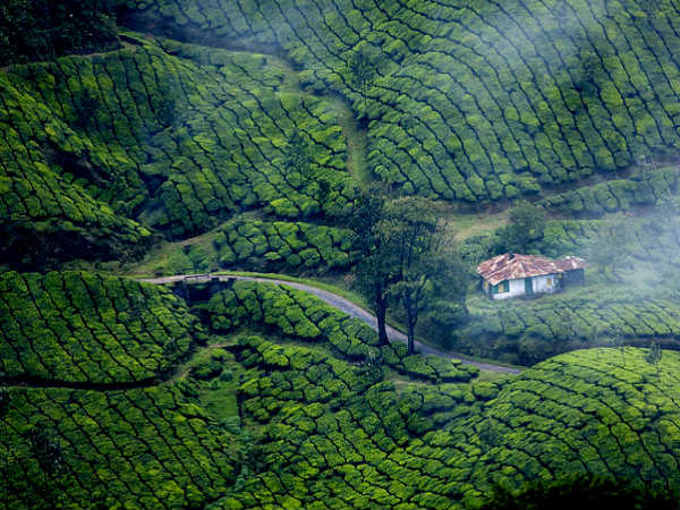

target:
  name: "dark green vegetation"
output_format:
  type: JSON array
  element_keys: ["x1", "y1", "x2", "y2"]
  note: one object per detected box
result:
[
  {"x1": 5, "y1": 0, "x2": 680, "y2": 507},
  {"x1": 127, "y1": 217, "x2": 359, "y2": 276},
  {"x1": 5, "y1": 0, "x2": 680, "y2": 270},
  {"x1": 115, "y1": 0, "x2": 680, "y2": 204},
  {"x1": 0, "y1": 271, "x2": 197, "y2": 384},
  {"x1": 480, "y1": 475, "x2": 679, "y2": 510},
  {"x1": 3, "y1": 274, "x2": 680, "y2": 508},
  {"x1": 1, "y1": 33, "x2": 353, "y2": 269},
  {"x1": 0, "y1": 1, "x2": 120, "y2": 65}
]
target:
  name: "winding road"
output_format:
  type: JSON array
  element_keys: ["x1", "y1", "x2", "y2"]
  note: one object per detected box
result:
[{"x1": 138, "y1": 274, "x2": 522, "y2": 375}]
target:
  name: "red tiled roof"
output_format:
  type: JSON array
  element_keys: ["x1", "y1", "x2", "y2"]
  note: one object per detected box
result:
[{"x1": 476, "y1": 253, "x2": 586, "y2": 286}]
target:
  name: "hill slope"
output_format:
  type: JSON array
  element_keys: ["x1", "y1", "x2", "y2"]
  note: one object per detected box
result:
[
  {"x1": 119, "y1": 0, "x2": 680, "y2": 202},
  {"x1": 2, "y1": 274, "x2": 680, "y2": 508}
]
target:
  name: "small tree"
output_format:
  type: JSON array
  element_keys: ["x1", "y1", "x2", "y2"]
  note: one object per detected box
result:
[
  {"x1": 497, "y1": 200, "x2": 546, "y2": 254},
  {"x1": 645, "y1": 341, "x2": 663, "y2": 376},
  {"x1": 347, "y1": 46, "x2": 376, "y2": 109},
  {"x1": 284, "y1": 132, "x2": 313, "y2": 185},
  {"x1": 27, "y1": 424, "x2": 63, "y2": 498},
  {"x1": 73, "y1": 89, "x2": 100, "y2": 129}
]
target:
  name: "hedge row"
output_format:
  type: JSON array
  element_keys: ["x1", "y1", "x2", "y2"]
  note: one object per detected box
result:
[
  {"x1": 211, "y1": 343, "x2": 680, "y2": 508},
  {"x1": 0, "y1": 271, "x2": 197, "y2": 384},
  {"x1": 214, "y1": 334, "x2": 500, "y2": 509},
  {"x1": 467, "y1": 348, "x2": 680, "y2": 497},
  {"x1": 1, "y1": 384, "x2": 238, "y2": 509},
  {"x1": 455, "y1": 286, "x2": 680, "y2": 365},
  {"x1": 4, "y1": 269, "x2": 680, "y2": 509},
  {"x1": 539, "y1": 165, "x2": 680, "y2": 217},
  {"x1": 1, "y1": 34, "x2": 355, "y2": 266},
  {"x1": 215, "y1": 217, "x2": 358, "y2": 272},
  {"x1": 199, "y1": 279, "x2": 478, "y2": 384},
  {"x1": 118, "y1": 0, "x2": 680, "y2": 203}
]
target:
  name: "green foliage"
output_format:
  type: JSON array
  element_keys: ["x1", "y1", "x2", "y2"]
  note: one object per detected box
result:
[
  {"x1": 217, "y1": 218, "x2": 358, "y2": 273},
  {"x1": 200, "y1": 279, "x2": 478, "y2": 384},
  {"x1": 496, "y1": 201, "x2": 547, "y2": 254},
  {"x1": 117, "y1": 0, "x2": 680, "y2": 204},
  {"x1": 455, "y1": 285, "x2": 680, "y2": 365},
  {"x1": 539, "y1": 167, "x2": 680, "y2": 217},
  {"x1": 0, "y1": 271, "x2": 198, "y2": 383},
  {"x1": 0, "y1": 0, "x2": 120, "y2": 65},
  {"x1": 480, "y1": 474, "x2": 679, "y2": 510},
  {"x1": 283, "y1": 132, "x2": 313, "y2": 180},
  {"x1": 0, "y1": 36, "x2": 354, "y2": 268},
  {"x1": 3, "y1": 270, "x2": 680, "y2": 509},
  {"x1": 2, "y1": 384, "x2": 238, "y2": 509}
]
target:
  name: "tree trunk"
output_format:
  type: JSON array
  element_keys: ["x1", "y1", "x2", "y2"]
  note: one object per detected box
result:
[
  {"x1": 405, "y1": 294, "x2": 416, "y2": 355},
  {"x1": 376, "y1": 301, "x2": 388, "y2": 345},
  {"x1": 407, "y1": 321, "x2": 415, "y2": 355},
  {"x1": 375, "y1": 281, "x2": 388, "y2": 345}
]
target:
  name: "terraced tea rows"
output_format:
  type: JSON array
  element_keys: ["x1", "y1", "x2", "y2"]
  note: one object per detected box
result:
[
  {"x1": 216, "y1": 218, "x2": 358, "y2": 272},
  {"x1": 458, "y1": 287, "x2": 680, "y2": 364},
  {"x1": 210, "y1": 345, "x2": 680, "y2": 509},
  {"x1": 469, "y1": 348, "x2": 680, "y2": 494},
  {"x1": 3, "y1": 272, "x2": 680, "y2": 508},
  {"x1": 2, "y1": 384, "x2": 238, "y2": 509},
  {"x1": 0, "y1": 271, "x2": 198, "y2": 384},
  {"x1": 1, "y1": 34, "x2": 355, "y2": 267},
  {"x1": 119, "y1": 0, "x2": 680, "y2": 203},
  {"x1": 201, "y1": 279, "x2": 479, "y2": 383},
  {"x1": 539, "y1": 165, "x2": 680, "y2": 217},
  {"x1": 214, "y1": 335, "x2": 502, "y2": 510},
  {"x1": 132, "y1": 217, "x2": 359, "y2": 276}
]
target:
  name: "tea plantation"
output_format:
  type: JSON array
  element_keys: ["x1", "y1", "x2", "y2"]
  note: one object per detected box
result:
[
  {"x1": 116, "y1": 0, "x2": 680, "y2": 203},
  {"x1": 5, "y1": 0, "x2": 680, "y2": 507},
  {"x1": 3, "y1": 274, "x2": 680, "y2": 508},
  {"x1": 1, "y1": 33, "x2": 355, "y2": 269}
]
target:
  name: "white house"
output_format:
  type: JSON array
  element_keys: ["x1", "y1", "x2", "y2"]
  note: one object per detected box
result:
[{"x1": 477, "y1": 253, "x2": 585, "y2": 300}]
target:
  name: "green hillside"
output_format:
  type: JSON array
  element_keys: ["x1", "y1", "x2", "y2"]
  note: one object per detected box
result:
[
  {"x1": 1, "y1": 34, "x2": 354, "y2": 268},
  {"x1": 117, "y1": 0, "x2": 680, "y2": 202},
  {"x1": 4, "y1": 1, "x2": 680, "y2": 507},
  {"x1": 3, "y1": 273, "x2": 680, "y2": 508}
]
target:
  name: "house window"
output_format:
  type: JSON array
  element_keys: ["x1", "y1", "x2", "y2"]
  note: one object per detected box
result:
[{"x1": 496, "y1": 281, "x2": 509, "y2": 293}]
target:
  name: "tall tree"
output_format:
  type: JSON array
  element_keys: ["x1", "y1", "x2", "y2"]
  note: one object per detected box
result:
[
  {"x1": 350, "y1": 185, "x2": 394, "y2": 345},
  {"x1": 382, "y1": 196, "x2": 463, "y2": 354}
]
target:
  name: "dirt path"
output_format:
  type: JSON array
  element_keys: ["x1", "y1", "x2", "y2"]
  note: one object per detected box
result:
[{"x1": 139, "y1": 274, "x2": 522, "y2": 375}]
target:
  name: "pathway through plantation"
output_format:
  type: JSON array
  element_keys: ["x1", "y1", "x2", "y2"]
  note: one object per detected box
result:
[{"x1": 139, "y1": 273, "x2": 522, "y2": 375}]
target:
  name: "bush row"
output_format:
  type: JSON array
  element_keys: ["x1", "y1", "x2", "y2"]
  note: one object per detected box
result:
[
  {"x1": 215, "y1": 218, "x2": 357, "y2": 272},
  {"x1": 454, "y1": 286, "x2": 680, "y2": 365},
  {"x1": 1, "y1": 383, "x2": 237, "y2": 509},
  {"x1": 0, "y1": 271, "x2": 198, "y2": 383},
  {"x1": 2, "y1": 34, "x2": 355, "y2": 268},
  {"x1": 198, "y1": 279, "x2": 478, "y2": 384},
  {"x1": 118, "y1": 0, "x2": 680, "y2": 203},
  {"x1": 539, "y1": 166, "x2": 680, "y2": 217}
]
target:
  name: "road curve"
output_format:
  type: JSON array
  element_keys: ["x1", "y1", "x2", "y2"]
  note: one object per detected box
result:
[{"x1": 138, "y1": 274, "x2": 522, "y2": 375}]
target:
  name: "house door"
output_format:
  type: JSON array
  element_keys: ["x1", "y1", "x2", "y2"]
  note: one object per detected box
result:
[{"x1": 525, "y1": 277, "x2": 533, "y2": 295}]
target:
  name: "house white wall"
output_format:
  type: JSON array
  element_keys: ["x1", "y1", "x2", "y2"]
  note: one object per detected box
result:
[
  {"x1": 491, "y1": 273, "x2": 560, "y2": 300},
  {"x1": 532, "y1": 273, "x2": 559, "y2": 294},
  {"x1": 492, "y1": 278, "x2": 526, "y2": 300}
]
